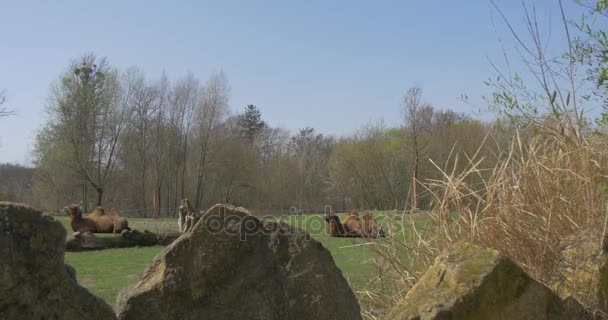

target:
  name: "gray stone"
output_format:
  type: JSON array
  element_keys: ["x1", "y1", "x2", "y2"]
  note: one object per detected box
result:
[
  {"x1": 388, "y1": 242, "x2": 587, "y2": 320},
  {"x1": 117, "y1": 203, "x2": 361, "y2": 320},
  {"x1": 0, "y1": 202, "x2": 116, "y2": 320}
]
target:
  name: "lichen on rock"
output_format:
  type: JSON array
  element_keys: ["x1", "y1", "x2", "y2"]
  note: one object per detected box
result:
[
  {"x1": 552, "y1": 230, "x2": 608, "y2": 314},
  {"x1": 388, "y1": 241, "x2": 586, "y2": 320}
]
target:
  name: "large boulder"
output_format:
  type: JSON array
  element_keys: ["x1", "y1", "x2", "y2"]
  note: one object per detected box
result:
[
  {"x1": 388, "y1": 242, "x2": 586, "y2": 320},
  {"x1": 116, "y1": 203, "x2": 362, "y2": 320},
  {"x1": 0, "y1": 202, "x2": 116, "y2": 320},
  {"x1": 552, "y1": 231, "x2": 608, "y2": 313}
]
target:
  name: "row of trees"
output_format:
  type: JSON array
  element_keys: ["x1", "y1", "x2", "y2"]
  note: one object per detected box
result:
[
  {"x1": 0, "y1": 164, "x2": 33, "y2": 202},
  {"x1": 25, "y1": 54, "x2": 489, "y2": 216},
  {"x1": 2, "y1": 2, "x2": 605, "y2": 219}
]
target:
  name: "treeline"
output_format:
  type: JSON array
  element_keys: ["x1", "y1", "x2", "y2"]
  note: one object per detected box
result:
[
  {"x1": 24, "y1": 54, "x2": 489, "y2": 216},
  {"x1": 0, "y1": 164, "x2": 33, "y2": 202}
]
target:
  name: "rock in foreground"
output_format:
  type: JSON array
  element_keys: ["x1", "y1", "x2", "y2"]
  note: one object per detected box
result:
[
  {"x1": 116, "y1": 203, "x2": 361, "y2": 320},
  {"x1": 388, "y1": 242, "x2": 586, "y2": 320},
  {"x1": 552, "y1": 231, "x2": 608, "y2": 313},
  {"x1": 0, "y1": 202, "x2": 116, "y2": 320}
]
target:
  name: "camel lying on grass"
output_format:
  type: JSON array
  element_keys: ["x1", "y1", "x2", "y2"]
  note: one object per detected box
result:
[
  {"x1": 65, "y1": 204, "x2": 131, "y2": 234},
  {"x1": 325, "y1": 210, "x2": 385, "y2": 238}
]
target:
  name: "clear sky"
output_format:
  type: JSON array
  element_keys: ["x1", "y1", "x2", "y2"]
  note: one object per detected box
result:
[{"x1": 0, "y1": 0, "x2": 588, "y2": 164}]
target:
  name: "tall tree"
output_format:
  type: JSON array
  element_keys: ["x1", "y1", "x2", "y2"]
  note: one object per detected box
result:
[
  {"x1": 193, "y1": 72, "x2": 230, "y2": 209},
  {"x1": 121, "y1": 68, "x2": 160, "y2": 213},
  {"x1": 37, "y1": 54, "x2": 132, "y2": 206},
  {"x1": 401, "y1": 86, "x2": 433, "y2": 208},
  {"x1": 150, "y1": 72, "x2": 170, "y2": 217},
  {"x1": 238, "y1": 104, "x2": 266, "y2": 142},
  {"x1": 167, "y1": 74, "x2": 198, "y2": 207},
  {"x1": 290, "y1": 127, "x2": 333, "y2": 211}
]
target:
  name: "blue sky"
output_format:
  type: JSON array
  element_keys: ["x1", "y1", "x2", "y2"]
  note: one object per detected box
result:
[{"x1": 0, "y1": 0, "x2": 588, "y2": 164}]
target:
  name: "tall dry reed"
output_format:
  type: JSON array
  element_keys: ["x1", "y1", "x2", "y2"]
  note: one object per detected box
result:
[{"x1": 359, "y1": 123, "x2": 608, "y2": 318}]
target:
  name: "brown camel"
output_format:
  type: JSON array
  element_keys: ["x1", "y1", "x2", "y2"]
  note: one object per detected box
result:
[
  {"x1": 65, "y1": 204, "x2": 130, "y2": 234},
  {"x1": 326, "y1": 214, "x2": 349, "y2": 237},
  {"x1": 362, "y1": 211, "x2": 385, "y2": 238},
  {"x1": 178, "y1": 198, "x2": 201, "y2": 233},
  {"x1": 342, "y1": 210, "x2": 363, "y2": 236},
  {"x1": 325, "y1": 210, "x2": 384, "y2": 238},
  {"x1": 66, "y1": 204, "x2": 96, "y2": 233}
]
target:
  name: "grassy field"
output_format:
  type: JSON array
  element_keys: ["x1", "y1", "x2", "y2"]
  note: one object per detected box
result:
[{"x1": 56, "y1": 212, "x2": 417, "y2": 308}]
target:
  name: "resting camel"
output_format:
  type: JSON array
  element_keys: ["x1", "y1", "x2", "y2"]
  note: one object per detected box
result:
[
  {"x1": 65, "y1": 204, "x2": 131, "y2": 234},
  {"x1": 342, "y1": 210, "x2": 362, "y2": 235},
  {"x1": 325, "y1": 210, "x2": 385, "y2": 238},
  {"x1": 362, "y1": 211, "x2": 385, "y2": 238},
  {"x1": 326, "y1": 214, "x2": 350, "y2": 237}
]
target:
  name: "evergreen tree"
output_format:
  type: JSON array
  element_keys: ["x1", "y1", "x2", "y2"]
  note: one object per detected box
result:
[{"x1": 238, "y1": 104, "x2": 266, "y2": 142}]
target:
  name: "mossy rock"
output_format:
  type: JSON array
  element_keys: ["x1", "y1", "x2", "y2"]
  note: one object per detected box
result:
[
  {"x1": 0, "y1": 202, "x2": 116, "y2": 320},
  {"x1": 388, "y1": 242, "x2": 586, "y2": 320},
  {"x1": 116, "y1": 203, "x2": 361, "y2": 320},
  {"x1": 552, "y1": 231, "x2": 608, "y2": 313}
]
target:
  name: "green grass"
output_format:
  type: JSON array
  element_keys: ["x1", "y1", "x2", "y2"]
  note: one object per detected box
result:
[
  {"x1": 58, "y1": 212, "x2": 422, "y2": 308},
  {"x1": 65, "y1": 246, "x2": 163, "y2": 305}
]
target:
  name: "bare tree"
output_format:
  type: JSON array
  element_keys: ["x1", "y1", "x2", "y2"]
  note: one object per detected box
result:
[
  {"x1": 193, "y1": 72, "x2": 230, "y2": 209},
  {"x1": 167, "y1": 74, "x2": 198, "y2": 208},
  {"x1": 150, "y1": 73, "x2": 170, "y2": 217},
  {"x1": 289, "y1": 127, "x2": 334, "y2": 211},
  {"x1": 122, "y1": 68, "x2": 160, "y2": 214},
  {"x1": 401, "y1": 86, "x2": 434, "y2": 208}
]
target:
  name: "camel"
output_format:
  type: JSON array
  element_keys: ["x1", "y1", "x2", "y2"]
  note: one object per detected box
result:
[
  {"x1": 178, "y1": 199, "x2": 201, "y2": 232},
  {"x1": 342, "y1": 210, "x2": 363, "y2": 236},
  {"x1": 325, "y1": 210, "x2": 385, "y2": 238},
  {"x1": 66, "y1": 204, "x2": 96, "y2": 233},
  {"x1": 326, "y1": 214, "x2": 350, "y2": 237},
  {"x1": 65, "y1": 204, "x2": 131, "y2": 234},
  {"x1": 362, "y1": 211, "x2": 385, "y2": 238}
]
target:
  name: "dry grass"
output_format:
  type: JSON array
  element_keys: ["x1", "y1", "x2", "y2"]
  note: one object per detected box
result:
[{"x1": 360, "y1": 123, "x2": 608, "y2": 319}]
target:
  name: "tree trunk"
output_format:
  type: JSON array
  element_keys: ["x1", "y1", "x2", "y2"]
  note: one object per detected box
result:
[
  {"x1": 152, "y1": 187, "x2": 159, "y2": 218},
  {"x1": 180, "y1": 134, "x2": 189, "y2": 200},
  {"x1": 96, "y1": 187, "x2": 103, "y2": 206},
  {"x1": 141, "y1": 163, "x2": 147, "y2": 217},
  {"x1": 82, "y1": 178, "x2": 88, "y2": 213},
  {"x1": 173, "y1": 161, "x2": 179, "y2": 214},
  {"x1": 194, "y1": 155, "x2": 206, "y2": 210},
  {"x1": 153, "y1": 178, "x2": 163, "y2": 218},
  {"x1": 194, "y1": 171, "x2": 203, "y2": 210},
  {"x1": 413, "y1": 140, "x2": 419, "y2": 209}
]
